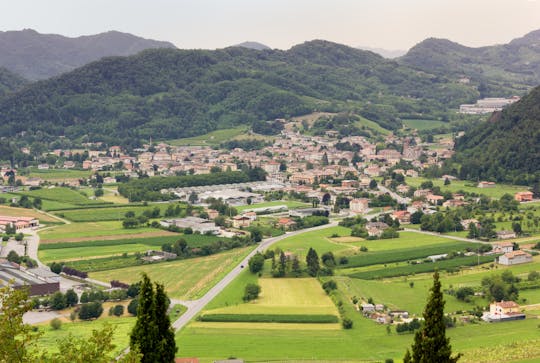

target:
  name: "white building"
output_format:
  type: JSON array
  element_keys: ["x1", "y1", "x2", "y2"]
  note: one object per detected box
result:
[{"x1": 498, "y1": 250, "x2": 532, "y2": 266}]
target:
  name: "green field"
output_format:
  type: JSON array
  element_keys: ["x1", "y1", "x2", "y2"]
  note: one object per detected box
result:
[
  {"x1": 25, "y1": 168, "x2": 93, "y2": 180},
  {"x1": 39, "y1": 221, "x2": 160, "y2": 242},
  {"x1": 403, "y1": 119, "x2": 447, "y2": 130},
  {"x1": 36, "y1": 316, "x2": 135, "y2": 356},
  {"x1": 53, "y1": 203, "x2": 186, "y2": 222},
  {"x1": 16, "y1": 187, "x2": 110, "y2": 208},
  {"x1": 406, "y1": 177, "x2": 528, "y2": 199},
  {"x1": 91, "y1": 247, "x2": 252, "y2": 299},
  {"x1": 39, "y1": 234, "x2": 228, "y2": 264},
  {"x1": 167, "y1": 126, "x2": 248, "y2": 146},
  {"x1": 355, "y1": 116, "x2": 390, "y2": 135},
  {"x1": 236, "y1": 200, "x2": 310, "y2": 212}
]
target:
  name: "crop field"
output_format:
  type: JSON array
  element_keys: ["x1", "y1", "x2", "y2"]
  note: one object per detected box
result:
[
  {"x1": 26, "y1": 168, "x2": 93, "y2": 180},
  {"x1": 402, "y1": 119, "x2": 447, "y2": 130},
  {"x1": 236, "y1": 200, "x2": 310, "y2": 212},
  {"x1": 167, "y1": 126, "x2": 248, "y2": 146},
  {"x1": 90, "y1": 247, "x2": 252, "y2": 299},
  {"x1": 406, "y1": 177, "x2": 528, "y2": 199},
  {"x1": 36, "y1": 316, "x2": 135, "y2": 356},
  {"x1": 16, "y1": 187, "x2": 110, "y2": 207},
  {"x1": 0, "y1": 205, "x2": 59, "y2": 223},
  {"x1": 52, "y1": 203, "x2": 186, "y2": 222},
  {"x1": 39, "y1": 221, "x2": 159, "y2": 242},
  {"x1": 39, "y1": 234, "x2": 227, "y2": 264}
]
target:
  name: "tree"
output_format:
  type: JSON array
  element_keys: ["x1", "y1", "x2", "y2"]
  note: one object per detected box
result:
[
  {"x1": 78, "y1": 302, "x2": 103, "y2": 320},
  {"x1": 128, "y1": 298, "x2": 139, "y2": 316},
  {"x1": 50, "y1": 291, "x2": 67, "y2": 310},
  {"x1": 7, "y1": 250, "x2": 21, "y2": 264},
  {"x1": 49, "y1": 262, "x2": 63, "y2": 274},
  {"x1": 65, "y1": 289, "x2": 78, "y2": 307},
  {"x1": 243, "y1": 283, "x2": 261, "y2": 301},
  {"x1": 404, "y1": 271, "x2": 461, "y2": 363},
  {"x1": 306, "y1": 247, "x2": 320, "y2": 277},
  {"x1": 321, "y1": 152, "x2": 329, "y2": 166},
  {"x1": 0, "y1": 284, "x2": 41, "y2": 362},
  {"x1": 50, "y1": 318, "x2": 62, "y2": 330},
  {"x1": 130, "y1": 273, "x2": 176, "y2": 363},
  {"x1": 94, "y1": 188, "x2": 104, "y2": 197},
  {"x1": 321, "y1": 251, "x2": 336, "y2": 267},
  {"x1": 248, "y1": 252, "x2": 265, "y2": 273}
]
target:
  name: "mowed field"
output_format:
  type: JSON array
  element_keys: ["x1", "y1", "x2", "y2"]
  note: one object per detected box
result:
[
  {"x1": 91, "y1": 247, "x2": 252, "y2": 299},
  {"x1": 39, "y1": 221, "x2": 160, "y2": 242},
  {"x1": 236, "y1": 200, "x2": 310, "y2": 212},
  {"x1": 167, "y1": 126, "x2": 248, "y2": 146},
  {"x1": 402, "y1": 119, "x2": 447, "y2": 130},
  {"x1": 406, "y1": 177, "x2": 528, "y2": 199},
  {"x1": 16, "y1": 187, "x2": 110, "y2": 208},
  {"x1": 53, "y1": 203, "x2": 185, "y2": 222},
  {"x1": 0, "y1": 205, "x2": 59, "y2": 223}
]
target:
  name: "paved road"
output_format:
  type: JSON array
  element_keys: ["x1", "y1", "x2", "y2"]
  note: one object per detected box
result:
[
  {"x1": 171, "y1": 221, "x2": 339, "y2": 331},
  {"x1": 377, "y1": 184, "x2": 411, "y2": 205},
  {"x1": 402, "y1": 228, "x2": 489, "y2": 244}
]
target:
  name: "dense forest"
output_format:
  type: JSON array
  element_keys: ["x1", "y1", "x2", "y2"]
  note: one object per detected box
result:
[
  {"x1": 400, "y1": 29, "x2": 540, "y2": 97},
  {"x1": 0, "y1": 67, "x2": 27, "y2": 96},
  {"x1": 0, "y1": 40, "x2": 479, "y2": 146},
  {"x1": 454, "y1": 85, "x2": 540, "y2": 185}
]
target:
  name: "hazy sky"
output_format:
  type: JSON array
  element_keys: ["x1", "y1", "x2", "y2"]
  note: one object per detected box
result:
[{"x1": 1, "y1": 0, "x2": 540, "y2": 50}]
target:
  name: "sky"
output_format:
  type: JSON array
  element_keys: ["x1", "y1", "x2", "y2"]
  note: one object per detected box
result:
[{"x1": 1, "y1": 0, "x2": 540, "y2": 51}]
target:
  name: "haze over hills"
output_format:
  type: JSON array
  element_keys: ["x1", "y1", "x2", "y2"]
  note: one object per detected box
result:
[
  {"x1": 0, "y1": 40, "x2": 478, "y2": 146},
  {"x1": 234, "y1": 41, "x2": 271, "y2": 50},
  {"x1": 454, "y1": 84, "x2": 540, "y2": 184},
  {"x1": 0, "y1": 29, "x2": 176, "y2": 80},
  {"x1": 0, "y1": 67, "x2": 27, "y2": 95},
  {"x1": 399, "y1": 29, "x2": 540, "y2": 97},
  {"x1": 357, "y1": 46, "x2": 406, "y2": 59}
]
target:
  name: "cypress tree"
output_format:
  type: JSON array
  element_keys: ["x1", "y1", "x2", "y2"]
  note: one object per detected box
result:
[
  {"x1": 306, "y1": 247, "x2": 320, "y2": 277},
  {"x1": 405, "y1": 271, "x2": 461, "y2": 363},
  {"x1": 154, "y1": 282, "x2": 177, "y2": 362},
  {"x1": 130, "y1": 273, "x2": 159, "y2": 363}
]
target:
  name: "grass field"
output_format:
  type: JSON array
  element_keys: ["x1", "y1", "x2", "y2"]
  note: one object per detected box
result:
[
  {"x1": 36, "y1": 316, "x2": 135, "y2": 356},
  {"x1": 39, "y1": 221, "x2": 159, "y2": 242},
  {"x1": 355, "y1": 116, "x2": 390, "y2": 135},
  {"x1": 25, "y1": 168, "x2": 93, "y2": 180},
  {"x1": 236, "y1": 200, "x2": 310, "y2": 212},
  {"x1": 167, "y1": 126, "x2": 249, "y2": 146},
  {"x1": 16, "y1": 187, "x2": 110, "y2": 207},
  {"x1": 402, "y1": 119, "x2": 447, "y2": 130},
  {"x1": 53, "y1": 203, "x2": 185, "y2": 222},
  {"x1": 39, "y1": 234, "x2": 227, "y2": 264},
  {"x1": 91, "y1": 247, "x2": 252, "y2": 299},
  {"x1": 406, "y1": 177, "x2": 528, "y2": 199},
  {"x1": 0, "y1": 205, "x2": 59, "y2": 223}
]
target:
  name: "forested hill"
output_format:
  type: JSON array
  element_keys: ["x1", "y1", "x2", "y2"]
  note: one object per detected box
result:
[
  {"x1": 0, "y1": 40, "x2": 478, "y2": 146},
  {"x1": 0, "y1": 67, "x2": 27, "y2": 96},
  {"x1": 0, "y1": 29, "x2": 175, "y2": 80},
  {"x1": 454, "y1": 85, "x2": 540, "y2": 185},
  {"x1": 399, "y1": 29, "x2": 540, "y2": 97}
]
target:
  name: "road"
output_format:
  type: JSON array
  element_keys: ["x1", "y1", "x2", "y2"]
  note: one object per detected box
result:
[
  {"x1": 402, "y1": 228, "x2": 489, "y2": 245},
  {"x1": 171, "y1": 221, "x2": 338, "y2": 331},
  {"x1": 377, "y1": 184, "x2": 411, "y2": 205}
]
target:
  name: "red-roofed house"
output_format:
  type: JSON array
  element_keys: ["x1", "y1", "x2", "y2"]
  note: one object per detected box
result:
[{"x1": 498, "y1": 250, "x2": 532, "y2": 265}]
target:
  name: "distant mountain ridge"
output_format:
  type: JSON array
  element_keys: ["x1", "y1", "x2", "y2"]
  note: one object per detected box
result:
[
  {"x1": 399, "y1": 29, "x2": 540, "y2": 97},
  {"x1": 0, "y1": 29, "x2": 176, "y2": 80},
  {"x1": 234, "y1": 41, "x2": 271, "y2": 50},
  {"x1": 0, "y1": 40, "x2": 477, "y2": 146}
]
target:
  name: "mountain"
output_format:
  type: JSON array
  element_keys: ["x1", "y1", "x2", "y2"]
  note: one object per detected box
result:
[
  {"x1": 0, "y1": 29, "x2": 176, "y2": 80},
  {"x1": 356, "y1": 46, "x2": 406, "y2": 59},
  {"x1": 0, "y1": 40, "x2": 478, "y2": 147},
  {"x1": 400, "y1": 29, "x2": 540, "y2": 97},
  {"x1": 0, "y1": 67, "x2": 27, "y2": 95},
  {"x1": 454, "y1": 85, "x2": 540, "y2": 185},
  {"x1": 234, "y1": 41, "x2": 271, "y2": 50}
]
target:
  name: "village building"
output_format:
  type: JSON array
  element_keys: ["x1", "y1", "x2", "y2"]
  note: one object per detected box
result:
[
  {"x1": 232, "y1": 215, "x2": 252, "y2": 228},
  {"x1": 0, "y1": 261, "x2": 59, "y2": 296},
  {"x1": 460, "y1": 218, "x2": 479, "y2": 231},
  {"x1": 492, "y1": 241, "x2": 514, "y2": 254},
  {"x1": 477, "y1": 181, "x2": 496, "y2": 188},
  {"x1": 366, "y1": 222, "x2": 389, "y2": 237},
  {"x1": 482, "y1": 301, "x2": 525, "y2": 322},
  {"x1": 160, "y1": 217, "x2": 220, "y2": 235},
  {"x1": 0, "y1": 216, "x2": 39, "y2": 231},
  {"x1": 496, "y1": 230, "x2": 517, "y2": 240},
  {"x1": 515, "y1": 191, "x2": 534, "y2": 202},
  {"x1": 498, "y1": 250, "x2": 532, "y2": 265},
  {"x1": 392, "y1": 210, "x2": 411, "y2": 223},
  {"x1": 276, "y1": 217, "x2": 297, "y2": 230},
  {"x1": 350, "y1": 198, "x2": 369, "y2": 214}
]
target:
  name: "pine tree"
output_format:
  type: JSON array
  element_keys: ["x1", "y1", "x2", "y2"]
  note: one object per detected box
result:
[
  {"x1": 130, "y1": 273, "x2": 159, "y2": 363},
  {"x1": 154, "y1": 283, "x2": 177, "y2": 362},
  {"x1": 405, "y1": 271, "x2": 461, "y2": 363},
  {"x1": 306, "y1": 248, "x2": 320, "y2": 277}
]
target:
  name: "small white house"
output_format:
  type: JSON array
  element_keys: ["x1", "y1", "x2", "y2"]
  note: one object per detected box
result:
[{"x1": 498, "y1": 251, "x2": 533, "y2": 266}]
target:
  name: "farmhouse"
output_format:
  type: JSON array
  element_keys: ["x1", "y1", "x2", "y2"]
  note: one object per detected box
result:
[
  {"x1": 496, "y1": 230, "x2": 516, "y2": 240},
  {"x1": 392, "y1": 210, "x2": 411, "y2": 223},
  {"x1": 492, "y1": 241, "x2": 514, "y2": 254},
  {"x1": 477, "y1": 181, "x2": 496, "y2": 188},
  {"x1": 515, "y1": 191, "x2": 533, "y2": 202},
  {"x1": 0, "y1": 216, "x2": 39, "y2": 231},
  {"x1": 232, "y1": 215, "x2": 252, "y2": 228},
  {"x1": 366, "y1": 222, "x2": 389, "y2": 237},
  {"x1": 350, "y1": 198, "x2": 369, "y2": 214},
  {"x1": 276, "y1": 217, "x2": 297, "y2": 230},
  {"x1": 482, "y1": 301, "x2": 525, "y2": 322},
  {"x1": 498, "y1": 250, "x2": 532, "y2": 266},
  {"x1": 460, "y1": 218, "x2": 479, "y2": 230}
]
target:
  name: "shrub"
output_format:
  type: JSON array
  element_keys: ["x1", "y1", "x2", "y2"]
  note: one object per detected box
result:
[
  {"x1": 342, "y1": 318, "x2": 353, "y2": 329},
  {"x1": 243, "y1": 283, "x2": 261, "y2": 302},
  {"x1": 112, "y1": 304, "x2": 124, "y2": 317},
  {"x1": 128, "y1": 298, "x2": 139, "y2": 316},
  {"x1": 248, "y1": 253, "x2": 265, "y2": 273},
  {"x1": 322, "y1": 280, "x2": 338, "y2": 294},
  {"x1": 50, "y1": 318, "x2": 62, "y2": 330},
  {"x1": 78, "y1": 302, "x2": 103, "y2": 320}
]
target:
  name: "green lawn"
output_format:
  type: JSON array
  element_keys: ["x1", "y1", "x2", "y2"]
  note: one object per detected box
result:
[
  {"x1": 25, "y1": 168, "x2": 93, "y2": 180},
  {"x1": 54, "y1": 203, "x2": 186, "y2": 222},
  {"x1": 403, "y1": 119, "x2": 447, "y2": 130},
  {"x1": 355, "y1": 116, "x2": 390, "y2": 135},
  {"x1": 90, "y1": 247, "x2": 253, "y2": 299},
  {"x1": 236, "y1": 200, "x2": 310, "y2": 212},
  {"x1": 16, "y1": 187, "x2": 110, "y2": 207},
  {"x1": 39, "y1": 221, "x2": 158, "y2": 242},
  {"x1": 36, "y1": 316, "x2": 135, "y2": 356},
  {"x1": 406, "y1": 177, "x2": 528, "y2": 199},
  {"x1": 167, "y1": 126, "x2": 248, "y2": 146}
]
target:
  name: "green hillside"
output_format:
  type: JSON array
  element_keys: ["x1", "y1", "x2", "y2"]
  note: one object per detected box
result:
[
  {"x1": 0, "y1": 67, "x2": 26, "y2": 95},
  {"x1": 0, "y1": 40, "x2": 477, "y2": 146}
]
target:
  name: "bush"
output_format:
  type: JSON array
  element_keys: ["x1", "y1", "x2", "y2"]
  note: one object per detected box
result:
[
  {"x1": 456, "y1": 286, "x2": 475, "y2": 301},
  {"x1": 248, "y1": 253, "x2": 265, "y2": 273},
  {"x1": 127, "y1": 298, "x2": 139, "y2": 316},
  {"x1": 243, "y1": 283, "x2": 261, "y2": 302},
  {"x1": 112, "y1": 304, "x2": 124, "y2": 317},
  {"x1": 78, "y1": 302, "x2": 103, "y2": 320},
  {"x1": 342, "y1": 318, "x2": 353, "y2": 329},
  {"x1": 50, "y1": 318, "x2": 62, "y2": 330},
  {"x1": 50, "y1": 291, "x2": 67, "y2": 310},
  {"x1": 322, "y1": 280, "x2": 338, "y2": 294}
]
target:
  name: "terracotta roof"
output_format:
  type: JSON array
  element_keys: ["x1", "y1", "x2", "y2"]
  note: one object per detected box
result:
[
  {"x1": 504, "y1": 251, "x2": 531, "y2": 259},
  {"x1": 495, "y1": 301, "x2": 519, "y2": 308}
]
